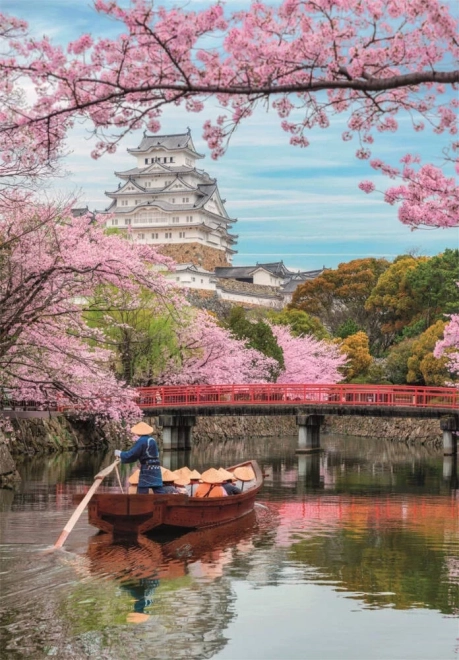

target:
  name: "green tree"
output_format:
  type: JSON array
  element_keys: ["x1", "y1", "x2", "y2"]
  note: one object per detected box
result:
[
  {"x1": 385, "y1": 339, "x2": 416, "y2": 385},
  {"x1": 405, "y1": 249, "x2": 459, "y2": 326},
  {"x1": 365, "y1": 255, "x2": 428, "y2": 338},
  {"x1": 267, "y1": 308, "x2": 329, "y2": 340},
  {"x1": 336, "y1": 318, "x2": 361, "y2": 339},
  {"x1": 226, "y1": 306, "x2": 284, "y2": 380},
  {"x1": 86, "y1": 288, "x2": 180, "y2": 385}
]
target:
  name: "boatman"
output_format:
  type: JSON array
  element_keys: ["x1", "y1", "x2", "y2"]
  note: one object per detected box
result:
[{"x1": 115, "y1": 422, "x2": 165, "y2": 494}]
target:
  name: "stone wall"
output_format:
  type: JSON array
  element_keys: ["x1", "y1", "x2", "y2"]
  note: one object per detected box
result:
[
  {"x1": 157, "y1": 243, "x2": 230, "y2": 271},
  {"x1": 323, "y1": 415, "x2": 443, "y2": 447}
]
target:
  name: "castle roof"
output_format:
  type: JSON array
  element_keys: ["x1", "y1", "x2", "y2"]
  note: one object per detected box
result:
[{"x1": 128, "y1": 132, "x2": 204, "y2": 158}]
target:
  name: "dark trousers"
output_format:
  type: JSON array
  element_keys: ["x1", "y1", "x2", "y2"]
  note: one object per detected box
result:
[{"x1": 137, "y1": 486, "x2": 166, "y2": 494}]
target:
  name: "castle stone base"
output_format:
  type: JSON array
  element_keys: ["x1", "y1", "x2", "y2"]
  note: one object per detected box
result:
[{"x1": 157, "y1": 243, "x2": 230, "y2": 271}]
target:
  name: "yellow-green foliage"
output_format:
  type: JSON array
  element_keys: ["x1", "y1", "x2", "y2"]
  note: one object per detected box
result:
[
  {"x1": 339, "y1": 331, "x2": 372, "y2": 381},
  {"x1": 406, "y1": 320, "x2": 451, "y2": 386}
]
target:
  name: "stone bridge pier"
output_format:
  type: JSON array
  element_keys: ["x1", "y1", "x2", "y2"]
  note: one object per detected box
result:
[
  {"x1": 158, "y1": 415, "x2": 196, "y2": 451},
  {"x1": 295, "y1": 414, "x2": 325, "y2": 453},
  {"x1": 440, "y1": 416, "x2": 458, "y2": 456}
]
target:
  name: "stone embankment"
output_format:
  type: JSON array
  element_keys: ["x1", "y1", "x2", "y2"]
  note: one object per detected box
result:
[
  {"x1": 0, "y1": 413, "x2": 444, "y2": 484},
  {"x1": 323, "y1": 415, "x2": 443, "y2": 447}
]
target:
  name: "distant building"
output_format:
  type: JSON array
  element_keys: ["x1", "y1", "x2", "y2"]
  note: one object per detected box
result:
[
  {"x1": 103, "y1": 130, "x2": 237, "y2": 270},
  {"x1": 215, "y1": 262, "x2": 324, "y2": 305}
]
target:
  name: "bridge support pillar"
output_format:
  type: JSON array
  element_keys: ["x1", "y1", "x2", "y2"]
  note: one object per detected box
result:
[
  {"x1": 440, "y1": 417, "x2": 458, "y2": 456},
  {"x1": 158, "y1": 415, "x2": 196, "y2": 452},
  {"x1": 296, "y1": 415, "x2": 324, "y2": 453}
]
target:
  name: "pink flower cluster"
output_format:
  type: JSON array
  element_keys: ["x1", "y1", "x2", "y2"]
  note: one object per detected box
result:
[{"x1": 0, "y1": 0, "x2": 457, "y2": 228}]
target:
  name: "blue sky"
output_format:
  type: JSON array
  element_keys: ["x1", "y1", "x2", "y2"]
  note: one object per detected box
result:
[{"x1": 6, "y1": 0, "x2": 458, "y2": 271}]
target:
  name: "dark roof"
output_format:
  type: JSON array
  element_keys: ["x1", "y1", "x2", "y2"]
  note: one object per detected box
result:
[
  {"x1": 215, "y1": 266, "x2": 257, "y2": 279},
  {"x1": 128, "y1": 132, "x2": 203, "y2": 157},
  {"x1": 71, "y1": 206, "x2": 90, "y2": 217},
  {"x1": 256, "y1": 261, "x2": 290, "y2": 277}
]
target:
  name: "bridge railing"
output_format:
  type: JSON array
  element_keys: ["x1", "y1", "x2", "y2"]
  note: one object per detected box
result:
[
  {"x1": 1, "y1": 384, "x2": 457, "y2": 413},
  {"x1": 135, "y1": 384, "x2": 459, "y2": 409}
]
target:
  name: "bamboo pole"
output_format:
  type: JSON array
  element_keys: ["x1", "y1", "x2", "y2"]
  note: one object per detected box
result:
[
  {"x1": 54, "y1": 459, "x2": 120, "y2": 549},
  {"x1": 114, "y1": 462, "x2": 124, "y2": 494}
]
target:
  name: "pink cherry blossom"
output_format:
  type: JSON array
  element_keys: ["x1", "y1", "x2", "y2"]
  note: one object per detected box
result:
[{"x1": 0, "y1": 1, "x2": 457, "y2": 227}]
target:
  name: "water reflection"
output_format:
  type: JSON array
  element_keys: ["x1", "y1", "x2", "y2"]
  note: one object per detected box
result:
[{"x1": 0, "y1": 434, "x2": 458, "y2": 659}]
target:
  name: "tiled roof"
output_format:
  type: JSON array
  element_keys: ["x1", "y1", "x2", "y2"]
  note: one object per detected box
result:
[
  {"x1": 128, "y1": 132, "x2": 204, "y2": 157},
  {"x1": 256, "y1": 261, "x2": 290, "y2": 277},
  {"x1": 215, "y1": 266, "x2": 257, "y2": 279},
  {"x1": 115, "y1": 165, "x2": 211, "y2": 179}
]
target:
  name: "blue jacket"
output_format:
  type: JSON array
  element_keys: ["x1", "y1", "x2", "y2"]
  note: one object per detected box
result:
[{"x1": 120, "y1": 435, "x2": 163, "y2": 489}]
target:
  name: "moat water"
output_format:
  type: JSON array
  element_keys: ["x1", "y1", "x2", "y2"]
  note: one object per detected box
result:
[{"x1": 0, "y1": 434, "x2": 458, "y2": 660}]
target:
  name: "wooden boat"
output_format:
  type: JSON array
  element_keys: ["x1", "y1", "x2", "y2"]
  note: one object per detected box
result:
[{"x1": 73, "y1": 460, "x2": 263, "y2": 536}]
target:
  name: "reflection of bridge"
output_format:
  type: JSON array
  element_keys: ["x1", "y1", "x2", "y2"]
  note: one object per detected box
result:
[{"x1": 136, "y1": 384, "x2": 458, "y2": 456}]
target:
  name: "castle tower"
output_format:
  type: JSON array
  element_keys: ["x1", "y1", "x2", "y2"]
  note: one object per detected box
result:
[{"x1": 104, "y1": 131, "x2": 237, "y2": 270}]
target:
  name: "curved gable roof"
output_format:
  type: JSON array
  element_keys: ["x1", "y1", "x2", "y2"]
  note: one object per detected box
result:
[{"x1": 128, "y1": 132, "x2": 204, "y2": 158}]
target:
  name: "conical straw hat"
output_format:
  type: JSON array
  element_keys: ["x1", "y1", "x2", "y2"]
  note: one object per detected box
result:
[
  {"x1": 130, "y1": 421, "x2": 153, "y2": 435},
  {"x1": 188, "y1": 469, "x2": 201, "y2": 480},
  {"x1": 219, "y1": 468, "x2": 236, "y2": 481},
  {"x1": 128, "y1": 468, "x2": 140, "y2": 485},
  {"x1": 160, "y1": 467, "x2": 175, "y2": 482},
  {"x1": 173, "y1": 475, "x2": 190, "y2": 487},
  {"x1": 200, "y1": 467, "x2": 225, "y2": 484},
  {"x1": 176, "y1": 466, "x2": 192, "y2": 478},
  {"x1": 233, "y1": 465, "x2": 255, "y2": 482}
]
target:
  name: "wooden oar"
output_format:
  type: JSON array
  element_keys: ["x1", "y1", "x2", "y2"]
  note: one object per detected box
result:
[{"x1": 54, "y1": 458, "x2": 120, "y2": 549}]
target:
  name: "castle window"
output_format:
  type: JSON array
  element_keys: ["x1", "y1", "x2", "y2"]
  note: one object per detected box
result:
[
  {"x1": 163, "y1": 157, "x2": 167, "y2": 163},
  {"x1": 138, "y1": 233, "x2": 144, "y2": 240},
  {"x1": 112, "y1": 219, "x2": 118, "y2": 226},
  {"x1": 165, "y1": 232, "x2": 172, "y2": 239},
  {"x1": 179, "y1": 232, "x2": 186, "y2": 238},
  {"x1": 182, "y1": 197, "x2": 189, "y2": 203},
  {"x1": 125, "y1": 219, "x2": 131, "y2": 226},
  {"x1": 144, "y1": 158, "x2": 148, "y2": 164},
  {"x1": 171, "y1": 198, "x2": 175, "y2": 203},
  {"x1": 151, "y1": 232, "x2": 158, "y2": 239},
  {"x1": 191, "y1": 277, "x2": 196, "y2": 282}
]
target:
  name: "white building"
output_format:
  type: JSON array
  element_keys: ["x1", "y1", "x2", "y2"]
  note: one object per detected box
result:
[{"x1": 104, "y1": 130, "x2": 237, "y2": 264}]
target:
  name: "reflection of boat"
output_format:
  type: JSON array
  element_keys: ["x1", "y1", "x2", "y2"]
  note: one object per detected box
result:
[
  {"x1": 73, "y1": 460, "x2": 262, "y2": 535},
  {"x1": 85, "y1": 511, "x2": 258, "y2": 582}
]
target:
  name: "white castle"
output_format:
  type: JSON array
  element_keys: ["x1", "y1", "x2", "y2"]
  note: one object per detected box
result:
[
  {"x1": 102, "y1": 130, "x2": 323, "y2": 308},
  {"x1": 105, "y1": 129, "x2": 237, "y2": 264}
]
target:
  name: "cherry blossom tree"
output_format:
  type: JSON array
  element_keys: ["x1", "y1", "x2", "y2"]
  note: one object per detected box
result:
[
  {"x1": 270, "y1": 324, "x2": 346, "y2": 383},
  {"x1": 434, "y1": 306, "x2": 459, "y2": 383},
  {"x1": 0, "y1": 195, "x2": 178, "y2": 421},
  {"x1": 1, "y1": 0, "x2": 457, "y2": 226},
  {"x1": 156, "y1": 310, "x2": 277, "y2": 385}
]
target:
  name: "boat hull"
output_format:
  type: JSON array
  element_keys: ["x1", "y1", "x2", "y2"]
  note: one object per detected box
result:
[{"x1": 74, "y1": 460, "x2": 262, "y2": 535}]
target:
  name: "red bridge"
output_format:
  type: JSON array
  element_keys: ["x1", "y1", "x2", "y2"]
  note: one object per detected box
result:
[
  {"x1": 136, "y1": 384, "x2": 458, "y2": 456},
  {"x1": 136, "y1": 383, "x2": 458, "y2": 412}
]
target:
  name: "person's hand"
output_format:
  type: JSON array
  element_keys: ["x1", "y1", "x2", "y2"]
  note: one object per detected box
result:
[{"x1": 114, "y1": 449, "x2": 121, "y2": 458}]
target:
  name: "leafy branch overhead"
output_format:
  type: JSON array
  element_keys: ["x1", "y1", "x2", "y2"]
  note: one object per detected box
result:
[{"x1": 0, "y1": 0, "x2": 458, "y2": 227}]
